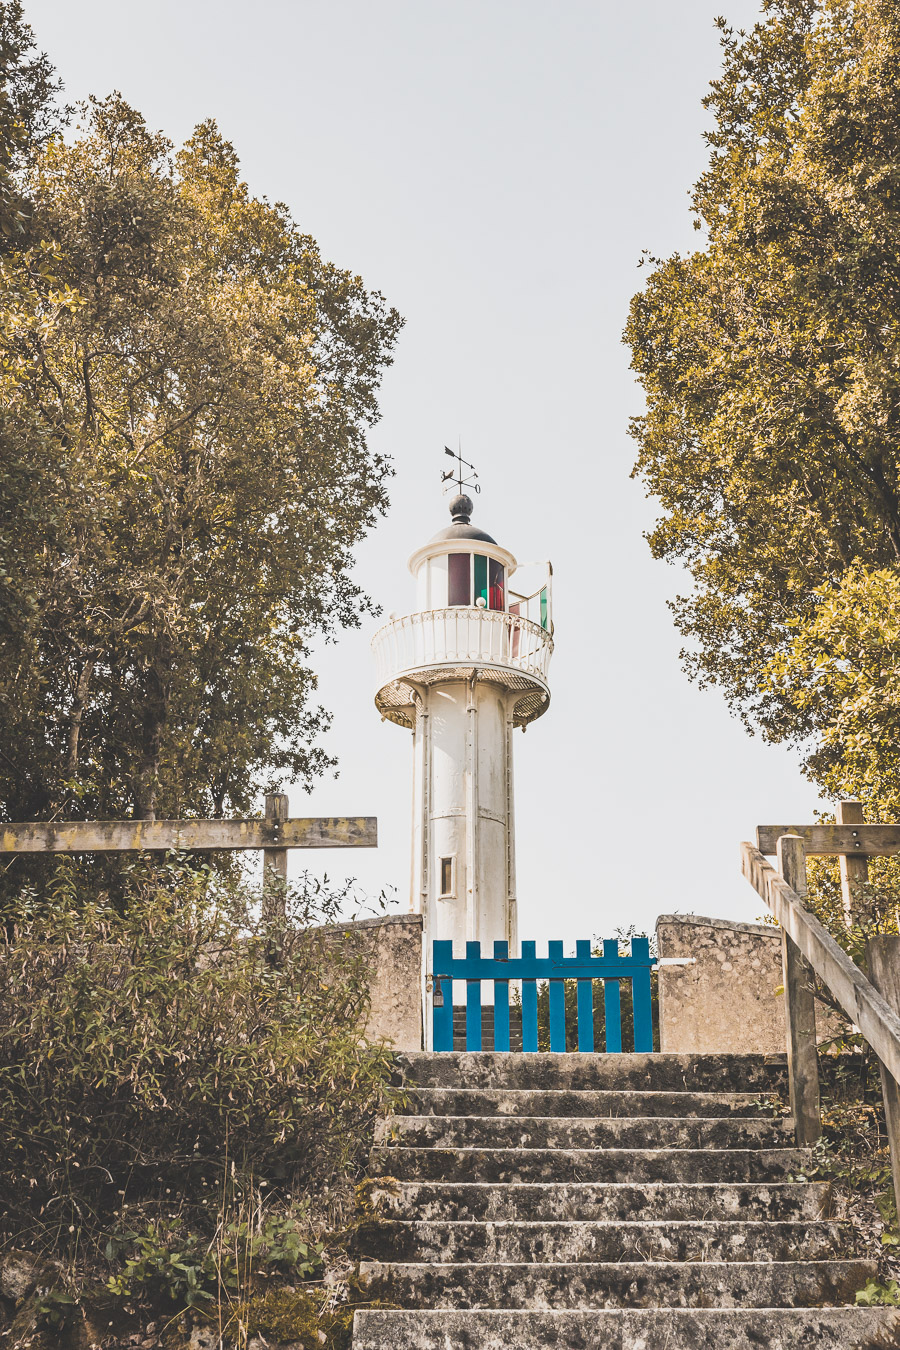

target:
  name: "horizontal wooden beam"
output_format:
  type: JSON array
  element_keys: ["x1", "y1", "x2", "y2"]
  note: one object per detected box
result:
[
  {"x1": 0, "y1": 817, "x2": 377, "y2": 854},
  {"x1": 741, "y1": 841, "x2": 900, "y2": 1086},
  {"x1": 756, "y1": 823, "x2": 900, "y2": 856}
]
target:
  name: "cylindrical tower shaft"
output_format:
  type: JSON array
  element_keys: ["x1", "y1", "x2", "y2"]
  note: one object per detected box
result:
[{"x1": 410, "y1": 678, "x2": 518, "y2": 954}]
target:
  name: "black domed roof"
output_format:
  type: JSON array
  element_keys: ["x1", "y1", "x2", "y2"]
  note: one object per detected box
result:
[
  {"x1": 429, "y1": 493, "x2": 497, "y2": 546},
  {"x1": 429, "y1": 521, "x2": 498, "y2": 544}
]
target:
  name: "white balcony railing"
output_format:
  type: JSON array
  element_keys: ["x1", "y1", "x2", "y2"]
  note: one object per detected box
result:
[{"x1": 372, "y1": 607, "x2": 553, "y2": 689}]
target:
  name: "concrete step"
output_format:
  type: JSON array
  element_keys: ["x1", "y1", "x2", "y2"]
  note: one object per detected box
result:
[
  {"x1": 369, "y1": 1145, "x2": 809, "y2": 1184},
  {"x1": 366, "y1": 1180, "x2": 833, "y2": 1223},
  {"x1": 402, "y1": 1087, "x2": 787, "y2": 1119},
  {"x1": 352, "y1": 1307, "x2": 900, "y2": 1349},
  {"x1": 375, "y1": 1113, "x2": 793, "y2": 1151},
  {"x1": 355, "y1": 1218, "x2": 853, "y2": 1263},
  {"x1": 356, "y1": 1257, "x2": 875, "y2": 1310},
  {"x1": 396, "y1": 1052, "x2": 788, "y2": 1093},
  {"x1": 452, "y1": 1006, "x2": 524, "y2": 1052}
]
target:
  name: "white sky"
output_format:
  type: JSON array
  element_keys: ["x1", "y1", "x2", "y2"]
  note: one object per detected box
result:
[{"x1": 26, "y1": 0, "x2": 824, "y2": 944}]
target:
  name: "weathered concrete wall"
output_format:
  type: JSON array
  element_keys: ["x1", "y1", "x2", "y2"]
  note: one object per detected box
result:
[
  {"x1": 656, "y1": 913, "x2": 846, "y2": 1055},
  {"x1": 656, "y1": 913, "x2": 788, "y2": 1055},
  {"x1": 325, "y1": 913, "x2": 423, "y2": 1051}
]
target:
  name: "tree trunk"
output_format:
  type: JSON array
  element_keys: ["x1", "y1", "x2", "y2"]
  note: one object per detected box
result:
[
  {"x1": 133, "y1": 654, "x2": 169, "y2": 821},
  {"x1": 65, "y1": 655, "x2": 96, "y2": 779}
]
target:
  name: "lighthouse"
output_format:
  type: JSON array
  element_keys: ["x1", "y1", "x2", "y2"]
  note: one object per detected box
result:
[{"x1": 372, "y1": 476, "x2": 554, "y2": 971}]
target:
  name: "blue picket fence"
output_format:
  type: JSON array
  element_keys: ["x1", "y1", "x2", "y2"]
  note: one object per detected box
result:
[{"x1": 431, "y1": 938, "x2": 656, "y2": 1053}]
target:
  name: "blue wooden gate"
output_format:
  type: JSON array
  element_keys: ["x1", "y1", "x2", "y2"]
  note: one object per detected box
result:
[{"x1": 431, "y1": 938, "x2": 656, "y2": 1053}]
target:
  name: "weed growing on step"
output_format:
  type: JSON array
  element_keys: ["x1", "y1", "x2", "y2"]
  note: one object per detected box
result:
[{"x1": 857, "y1": 1278, "x2": 900, "y2": 1307}]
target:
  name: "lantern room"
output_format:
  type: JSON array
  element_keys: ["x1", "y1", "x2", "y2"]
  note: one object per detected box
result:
[
  {"x1": 406, "y1": 492, "x2": 552, "y2": 634},
  {"x1": 372, "y1": 491, "x2": 553, "y2": 733}
]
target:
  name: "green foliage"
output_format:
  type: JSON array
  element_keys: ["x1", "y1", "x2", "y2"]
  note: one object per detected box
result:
[
  {"x1": 625, "y1": 0, "x2": 900, "y2": 825},
  {"x1": 876, "y1": 1189, "x2": 900, "y2": 1247},
  {"x1": 0, "y1": 88, "x2": 402, "y2": 838},
  {"x1": 804, "y1": 1099, "x2": 892, "y2": 1191},
  {"x1": 0, "y1": 862, "x2": 395, "y2": 1251},
  {"x1": 767, "y1": 567, "x2": 900, "y2": 818},
  {"x1": 857, "y1": 1278, "x2": 900, "y2": 1306},
  {"x1": 104, "y1": 1212, "x2": 324, "y2": 1306},
  {"x1": 34, "y1": 1287, "x2": 78, "y2": 1329},
  {"x1": 0, "y1": 18, "x2": 401, "y2": 1346},
  {"x1": 0, "y1": 1, "x2": 62, "y2": 243},
  {"x1": 790, "y1": 1049, "x2": 890, "y2": 1190},
  {"x1": 114, "y1": 1219, "x2": 228, "y2": 1308},
  {"x1": 106, "y1": 1222, "x2": 219, "y2": 1307},
  {"x1": 240, "y1": 1211, "x2": 325, "y2": 1276}
]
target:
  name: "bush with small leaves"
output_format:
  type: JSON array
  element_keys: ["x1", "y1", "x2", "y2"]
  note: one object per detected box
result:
[{"x1": 0, "y1": 860, "x2": 396, "y2": 1261}]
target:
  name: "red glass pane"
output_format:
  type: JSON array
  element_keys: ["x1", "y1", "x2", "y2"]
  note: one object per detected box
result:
[
  {"x1": 488, "y1": 558, "x2": 505, "y2": 611},
  {"x1": 448, "y1": 553, "x2": 471, "y2": 605},
  {"x1": 509, "y1": 603, "x2": 521, "y2": 659}
]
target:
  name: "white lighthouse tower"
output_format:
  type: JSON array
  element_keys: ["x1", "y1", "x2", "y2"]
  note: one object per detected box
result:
[{"x1": 372, "y1": 477, "x2": 553, "y2": 969}]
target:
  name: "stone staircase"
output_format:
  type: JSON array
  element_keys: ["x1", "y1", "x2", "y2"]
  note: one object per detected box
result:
[
  {"x1": 352, "y1": 1052, "x2": 900, "y2": 1349},
  {"x1": 452, "y1": 1005, "x2": 524, "y2": 1051}
]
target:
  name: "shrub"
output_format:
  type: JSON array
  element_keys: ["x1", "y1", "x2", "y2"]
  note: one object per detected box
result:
[{"x1": 0, "y1": 858, "x2": 396, "y2": 1261}]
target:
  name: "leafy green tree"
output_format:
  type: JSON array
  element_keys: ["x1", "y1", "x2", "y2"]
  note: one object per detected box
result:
[
  {"x1": 0, "y1": 0, "x2": 61, "y2": 242},
  {"x1": 767, "y1": 566, "x2": 900, "y2": 815},
  {"x1": 625, "y1": 0, "x2": 900, "y2": 817},
  {"x1": 0, "y1": 94, "x2": 401, "y2": 827}
]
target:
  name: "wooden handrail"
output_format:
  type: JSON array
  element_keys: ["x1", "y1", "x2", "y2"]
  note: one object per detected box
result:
[{"x1": 741, "y1": 842, "x2": 900, "y2": 1086}]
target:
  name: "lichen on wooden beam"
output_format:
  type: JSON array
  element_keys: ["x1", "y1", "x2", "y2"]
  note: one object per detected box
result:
[{"x1": 0, "y1": 816, "x2": 378, "y2": 853}]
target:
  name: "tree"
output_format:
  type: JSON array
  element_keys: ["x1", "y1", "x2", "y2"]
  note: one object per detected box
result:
[
  {"x1": 0, "y1": 0, "x2": 61, "y2": 242},
  {"x1": 766, "y1": 566, "x2": 900, "y2": 816},
  {"x1": 625, "y1": 0, "x2": 900, "y2": 816},
  {"x1": 0, "y1": 94, "x2": 402, "y2": 826}
]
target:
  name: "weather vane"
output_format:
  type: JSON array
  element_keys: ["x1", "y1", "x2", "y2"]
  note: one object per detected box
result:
[{"x1": 441, "y1": 445, "x2": 480, "y2": 495}]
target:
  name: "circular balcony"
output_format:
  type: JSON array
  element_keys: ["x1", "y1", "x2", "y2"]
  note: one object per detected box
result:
[{"x1": 372, "y1": 607, "x2": 553, "y2": 729}]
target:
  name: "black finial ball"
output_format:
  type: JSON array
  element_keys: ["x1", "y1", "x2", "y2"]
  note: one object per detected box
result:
[{"x1": 449, "y1": 493, "x2": 473, "y2": 523}]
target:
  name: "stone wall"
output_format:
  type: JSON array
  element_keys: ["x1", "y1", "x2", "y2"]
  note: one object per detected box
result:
[
  {"x1": 656, "y1": 912, "x2": 846, "y2": 1055},
  {"x1": 656, "y1": 913, "x2": 788, "y2": 1055},
  {"x1": 324, "y1": 913, "x2": 423, "y2": 1051}
]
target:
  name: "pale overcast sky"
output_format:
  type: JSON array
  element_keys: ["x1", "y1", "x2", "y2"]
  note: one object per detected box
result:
[{"x1": 26, "y1": 0, "x2": 822, "y2": 944}]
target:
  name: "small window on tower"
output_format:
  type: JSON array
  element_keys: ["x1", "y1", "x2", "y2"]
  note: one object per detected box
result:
[
  {"x1": 448, "y1": 554, "x2": 471, "y2": 606},
  {"x1": 440, "y1": 857, "x2": 454, "y2": 896}
]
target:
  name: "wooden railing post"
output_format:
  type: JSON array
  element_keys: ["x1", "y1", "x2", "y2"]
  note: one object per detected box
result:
[
  {"x1": 838, "y1": 800, "x2": 868, "y2": 926},
  {"x1": 777, "y1": 834, "x2": 821, "y2": 1145},
  {"x1": 866, "y1": 937, "x2": 900, "y2": 1209},
  {"x1": 263, "y1": 792, "x2": 289, "y2": 919}
]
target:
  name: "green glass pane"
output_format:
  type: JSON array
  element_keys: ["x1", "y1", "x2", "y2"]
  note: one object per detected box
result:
[
  {"x1": 540, "y1": 587, "x2": 548, "y2": 630},
  {"x1": 474, "y1": 554, "x2": 488, "y2": 604}
]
